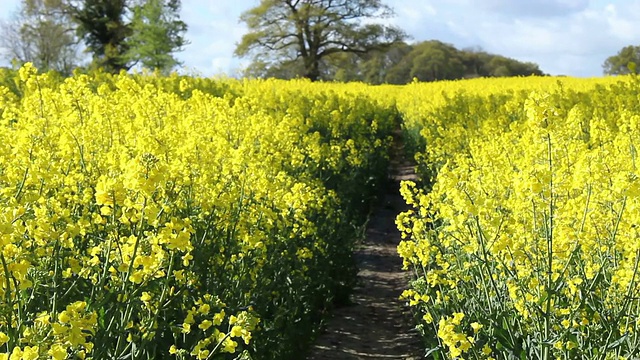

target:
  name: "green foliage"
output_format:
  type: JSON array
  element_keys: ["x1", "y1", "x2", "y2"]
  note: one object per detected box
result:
[
  {"x1": 69, "y1": 0, "x2": 186, "y2": 74},
  {"x1": 603, "y1": 45, "x2": 640, "y2": 75},
  {"x1": 70, "y1": 0, "x2": 131, "y2": 73},
  {"x1": 322, "y1": 40, "x2": 544, "y2": 84},
  {"x1": 125, "y1": 0, "x2": 187, "y2": 73}
]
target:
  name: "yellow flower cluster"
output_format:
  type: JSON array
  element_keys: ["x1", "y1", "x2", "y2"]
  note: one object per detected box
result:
[
  {"x1": 0, "y1": 64, "x2": 396, "y2": 359},
  {"x1": 396, "y1": 75, "x2": 640, "y2": 358}
]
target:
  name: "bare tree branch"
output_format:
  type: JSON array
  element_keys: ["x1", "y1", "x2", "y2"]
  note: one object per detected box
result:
[{"x1": 0, "y1": 0, "x2": 80, "y2": 74}]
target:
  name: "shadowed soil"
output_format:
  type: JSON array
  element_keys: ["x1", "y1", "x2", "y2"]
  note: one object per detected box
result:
[{"x1": 306, "y1": 133, "x2": 423, "y2": 360}]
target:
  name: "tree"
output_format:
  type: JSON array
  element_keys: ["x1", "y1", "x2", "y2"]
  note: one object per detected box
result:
[
  {"x1": 235, "y1": 0, "x2": 406, "y2": 81},
  {"x1": 0, "y1": 0, "x2": 80, "y2": 74},
  {"x1": 360, "y1": 43, "x2": 410, "y2": 84},
  {"x1": 67, "y1": 0, "x2": 187, "y2": 74},
  {"x1": 603, "y1": 45, "x2": 640, "y2": 75},
  {"x1": 69, "y1": 0, "x2": 131, "y2": 72},
  {"x1": 408, "y1": 41, "x2": 465, "y2": 81},
  {"x1": 320, "y1": 41, "x2": 411, "y2": 83},
  {"x1": 125, "y1": 0, "x2": 187, "y2": 73}
]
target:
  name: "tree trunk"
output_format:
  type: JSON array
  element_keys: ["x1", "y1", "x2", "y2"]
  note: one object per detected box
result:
[{"x1": 304, "y1": 56, "x2": 320, "y2": 81}]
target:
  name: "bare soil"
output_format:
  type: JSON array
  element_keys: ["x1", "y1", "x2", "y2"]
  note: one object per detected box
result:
[{"x1": 306, "y1": 134, "x2": 423, "y2": 360}]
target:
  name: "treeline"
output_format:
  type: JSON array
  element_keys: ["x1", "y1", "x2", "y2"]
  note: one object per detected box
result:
[
  {"x1": 2, "y1": 0, "x2": 545, "y2": 83},
  {"x1": 248, "y1": 40, "x2": 544, "y2": 84}
]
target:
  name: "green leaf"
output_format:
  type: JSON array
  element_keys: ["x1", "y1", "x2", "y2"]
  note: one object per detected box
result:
[{"x1": 606, "y1": 334, "x2": 628, "y2": 350}]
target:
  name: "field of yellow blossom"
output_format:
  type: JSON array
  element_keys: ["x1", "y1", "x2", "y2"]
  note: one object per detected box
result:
[
  {"x1": 4, "y1": 62, "x2": 640, "y2": 360},
  {"x1": 396, "y1": 75, "x2": 640, "y2": 359},
  {"x1": 0, "y1": 64, "x2": 398, "y2": 359}
]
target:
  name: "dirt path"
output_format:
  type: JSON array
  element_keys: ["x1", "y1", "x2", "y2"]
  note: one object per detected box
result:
[{"x1": 306, "y1": 133, "x2": 423, "y2": 360}]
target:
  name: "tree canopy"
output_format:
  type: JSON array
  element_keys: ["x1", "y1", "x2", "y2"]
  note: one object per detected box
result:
[
  {"x1": 125, "y1": 0, "x2": 187, "y2": 73},
  {"x1": 235, "y1": 0, "x2": 406, "y2": 81},
  {"x1": 70, "y1": 0, "x2": 131, "y2": 72},
  {"x1": 603, "y1": 45, "x2": 640, "y2": 75},
  {"x1": 371, "y1": 41, "x2": 543, "y2": 83}
]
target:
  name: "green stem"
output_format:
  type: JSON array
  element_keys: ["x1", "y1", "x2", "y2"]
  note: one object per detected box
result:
[
  {"x1": 0, "y1": 254, "x2": 14, "y2": 346},
  {"x1": 543, "y1": 133, "x2": 553, "y2": 360},
  {"x1": 474, "y1": 216, "x2": 500, "y2": 312}
]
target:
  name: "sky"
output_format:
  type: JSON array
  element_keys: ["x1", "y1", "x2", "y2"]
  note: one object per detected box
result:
[{"x1": 1, "y1": 0, "x2": 640, "y2": 77}]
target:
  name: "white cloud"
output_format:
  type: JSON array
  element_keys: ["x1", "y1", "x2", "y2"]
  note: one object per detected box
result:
[
  {"x1": 478, "y1": 0, "x2": 590, "y2": 17},
  {"x1": 393, "y1": 2, "x2": 437, "y2": 21},
  {"x1": 175, "y1": 1, "x2": 249, "y2": 76}
]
